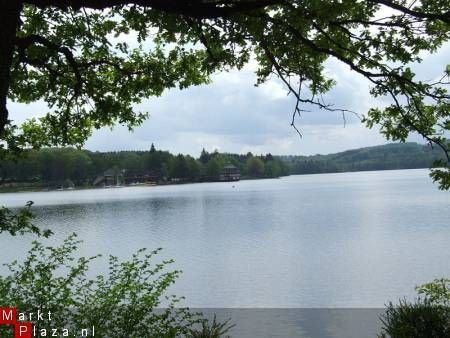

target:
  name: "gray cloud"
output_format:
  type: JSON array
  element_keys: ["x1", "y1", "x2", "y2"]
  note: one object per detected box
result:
[{"x1": 8, "y1": 43, "x2": 449, "y2": 156}]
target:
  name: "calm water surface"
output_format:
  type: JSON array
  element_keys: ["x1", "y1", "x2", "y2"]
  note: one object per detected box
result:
[{"x1": 1, "y1": 169, "x2": 449, "y2": 307}]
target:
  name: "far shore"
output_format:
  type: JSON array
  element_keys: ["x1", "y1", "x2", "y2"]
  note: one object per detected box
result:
[
  {"x1": 0, "y1": 176, "x2": 269, "y2": 194},
  {"x1": 0, "y1": 167, "x2": 432, "y2": 194}
]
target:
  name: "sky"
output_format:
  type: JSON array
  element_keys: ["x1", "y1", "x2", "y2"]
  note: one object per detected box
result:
[{"x1": 9, "y1": 41, "x2": 449, "y2": 157}]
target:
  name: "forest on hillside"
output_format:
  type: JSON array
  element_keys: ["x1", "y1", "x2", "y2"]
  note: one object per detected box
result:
[
  {"x1": 0, "y1": 142, "x2": 445, "y2": 191},
  {"x1": 283, "y1": 142, "x2": 445, "y2": 175}
]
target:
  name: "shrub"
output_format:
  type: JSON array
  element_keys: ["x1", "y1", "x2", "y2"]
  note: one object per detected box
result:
[
  {"x1": 379, "y1": 279, "x2": 450, "y2": 338},
  {"x1": 0, "y1": 206, "x2": 232, "y2": 337},
  {"x1": 379, "y1": 299, "x2": 450, "y2": 338},
  {"x1": 0, "y1": 234, "x2": 206, "y2": 337},
  {"x1": 189, "y1": 315, "x2": 234, "y2": 338},
  {"x1": 416, "y1": 278, "x2": 450, "y2": 306}
]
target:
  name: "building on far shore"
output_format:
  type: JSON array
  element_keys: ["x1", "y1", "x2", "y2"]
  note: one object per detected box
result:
[
  {"x1": 93, "y1": 169, "x2": 160, "y2": 187},
  {"x1": 93, "y1": 168, "x2": 124, "y2": 186},
  {"x1": 219, "y1": 164, "x2": 240, "y2": 181},
  {"x1": 123, "y1": 170, "x2": 160, "y2": 185}
]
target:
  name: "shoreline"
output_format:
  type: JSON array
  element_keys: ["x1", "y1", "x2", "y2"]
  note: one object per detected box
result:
[
  {"x1": 0, "y1": 176, "x2": 271, "y2": 194},
  {"x1": 0, "y1": 167, "x2": 432, "y2": 194}
]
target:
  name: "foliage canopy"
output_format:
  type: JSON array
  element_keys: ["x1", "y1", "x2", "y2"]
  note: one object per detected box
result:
[{"x1": 0, "y1": 0, "x2": 449, "y2": 187}]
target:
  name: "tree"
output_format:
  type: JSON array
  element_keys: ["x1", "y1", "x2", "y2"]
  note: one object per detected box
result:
[
  {"x1": 264, "y1": 160, "x2": 281, "y2": 178},
  {"x1": 0, "y1": 0, "x2": 448, "y2": 188},
  {"x1": 246, "y1": 156, "x2": 264, "y2": 177},
  {"x1": 205, "y1": 157, "x2": 222, "y2": 179},
  {"x1": 185, "y1": 156, "x2": 202, "y2": 181},
  {"x1": 199, "y1": 148, "x2": 210, "y2": 164},
  {"x1": 169, "y1": 154, "x2": 189, "y2": 179}
]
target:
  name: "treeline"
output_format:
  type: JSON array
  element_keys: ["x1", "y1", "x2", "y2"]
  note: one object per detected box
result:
[
  {"x1": 0, "y1": 145, "x2": 288, "y2": 188},
  {"x1": 0, "y1": 142, "x2": 445, "y2": 190},
  {"x1": 281, "y1": 142, "x2": 446, "y2": 175}
]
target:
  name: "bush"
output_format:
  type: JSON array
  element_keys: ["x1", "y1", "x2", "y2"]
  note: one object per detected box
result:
[
  {"x1": 416, "y1": 278, "x2": 450, "y2": 306},
  {"x1": 0, "y1": 206, "x2": 232, "y2": 337},
  {"x1": 379, "y1": 299, "x2": 450, "y2": 338},
  {"x1": 189, "y1": 315, "x2": 234, "y2": 338},
  {"x1": 379, "y1": 279, "x2": 450, "y2": 338},
  {"x1": 0, "y1": 234, "x2": 203, "y2": 337}
]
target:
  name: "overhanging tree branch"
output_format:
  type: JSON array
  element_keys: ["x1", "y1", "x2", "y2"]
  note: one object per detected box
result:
[
  {"x1": 24, "y1": 0, "x2": 283, "y2": 18},
  {"x1": 15, "y1": 34, "x2": 83, "y2": 95},
  {"x1": 368, "y1": 0, "x2": 450, "y2": 24}
]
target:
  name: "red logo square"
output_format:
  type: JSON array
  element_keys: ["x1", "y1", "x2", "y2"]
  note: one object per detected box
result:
[
  {"x1": 14, "y1": 322, "x2": 32, "y2": 338},
  {"x1": 0, "y1": 308, "x2": 16, "y2": 324}
]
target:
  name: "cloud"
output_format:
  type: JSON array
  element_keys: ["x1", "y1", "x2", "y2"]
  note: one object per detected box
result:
[
  {"x1": 8, "y1": 42, "x2": 449, "y2": 157},
  {"x1": 84, "y1": 58, "x2": 377, "y2": 155}
]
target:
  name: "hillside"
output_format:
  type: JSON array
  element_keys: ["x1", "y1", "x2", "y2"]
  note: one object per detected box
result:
[{"x1": 280, "y1": 142, "x2": 446, "y2": 175}]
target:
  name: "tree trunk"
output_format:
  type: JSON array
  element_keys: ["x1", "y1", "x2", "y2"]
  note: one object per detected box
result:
[{"x1": 0, "y1": 1, "x2": 22, "y2": 138}]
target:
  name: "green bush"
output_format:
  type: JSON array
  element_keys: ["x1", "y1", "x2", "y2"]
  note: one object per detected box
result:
[
  {"x1": 379, "y1": 279, "x2": 450, "y2": 338},
  {"x1": 0, "y1": 234, "x2": 199, "y2": 337},
  {"x1": 0, "y1": 206, "x2": 232, "y2": 337},
  {"x1": 416, "y1": 278, "x2": 450, "y2": 306},
  {"x1": 189, "y1": 315, "x2": 234, "y2": 338},
  {"x1": 379, "y1": 299, "x2": 450, "y2": 338}
]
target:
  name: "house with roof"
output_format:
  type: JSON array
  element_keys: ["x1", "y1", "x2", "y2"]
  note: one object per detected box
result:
[{"x1": 219, "y1": 164, "x2": 240, "y2": 181}]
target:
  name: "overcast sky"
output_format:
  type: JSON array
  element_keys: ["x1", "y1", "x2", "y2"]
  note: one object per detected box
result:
[{"x1": 9, "y1": 42, "x2": 449, "y2": 157}]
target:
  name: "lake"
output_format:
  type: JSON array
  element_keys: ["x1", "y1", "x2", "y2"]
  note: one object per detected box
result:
[{"x1": 1, "y1": 169, "x2": 449, "y2": 308}]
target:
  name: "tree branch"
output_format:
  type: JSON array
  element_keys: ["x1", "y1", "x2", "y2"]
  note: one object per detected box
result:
[
  {"x1": 15, "y1": 34, "x2": 83, "y2": 95},
  {"x1": 24, "y1": 0, "x2": 283, "y2": 18},
  {"x1": 368, "y1": 0, "x2": 450, "y2": 24}
]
